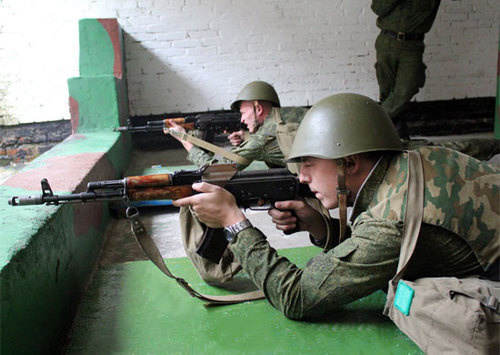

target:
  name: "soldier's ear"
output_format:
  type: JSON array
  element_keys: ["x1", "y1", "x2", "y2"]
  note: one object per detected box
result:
[
  {"x1": 344, "y1": 155, "x2": 360, "y2": 175},
  {"x1": 254, "y1": 102, "x2": 265, "y2": 116}
]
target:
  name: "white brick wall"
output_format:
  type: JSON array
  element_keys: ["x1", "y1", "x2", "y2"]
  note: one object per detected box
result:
[{"x1": 0, "y1": 0, "x2": 498, "y2": 124}]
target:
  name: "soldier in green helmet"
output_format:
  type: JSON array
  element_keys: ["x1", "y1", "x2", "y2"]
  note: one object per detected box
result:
[
  {"x1": 167, "y1": 81, "x2": 312, "y2": 283},
  {"x1": 168, "y1": 80, "x2": 307, "y2": 171},
  {"x1": 173, "y1": 93, "x2": 499, "y2": 319}
]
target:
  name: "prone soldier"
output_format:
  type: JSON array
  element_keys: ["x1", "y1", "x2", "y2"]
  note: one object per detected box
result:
[{"x1": 173, "y1": 93, "x2": 499, "y2": 319}]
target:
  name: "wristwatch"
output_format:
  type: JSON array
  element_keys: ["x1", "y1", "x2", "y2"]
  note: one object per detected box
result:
[{"x1": 223, "y1": 219, "x2": 253, "y2": 242}]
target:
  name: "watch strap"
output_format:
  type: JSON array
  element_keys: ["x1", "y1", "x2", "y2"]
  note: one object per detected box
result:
[{"x1": 224, "y1": 219, "x2": 253, "y2": 241}]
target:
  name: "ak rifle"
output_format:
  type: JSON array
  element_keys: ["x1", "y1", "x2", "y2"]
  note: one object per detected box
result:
[
  {"x1": 114, "y1": 112, "x2": 243, "y2": 142},
  {"x1": 8, "y1": 164, "x2": 313, "y2": 263}
]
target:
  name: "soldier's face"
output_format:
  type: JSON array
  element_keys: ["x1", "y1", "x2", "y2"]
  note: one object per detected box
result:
[
  {"x1": 299, "y1": 157, "x2": 339, "y2": 209},
  {"x1": 240, "y1": 101, "x2": 262, "y2": 133}
]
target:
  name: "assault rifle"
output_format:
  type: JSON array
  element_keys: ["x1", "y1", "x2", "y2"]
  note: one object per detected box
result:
[
  {"x1": 9, "y1": 164, "x2": 313, "y2": 263},
  {"x1": 114, "y1": 112, "x2": 243, "y2": 142}
]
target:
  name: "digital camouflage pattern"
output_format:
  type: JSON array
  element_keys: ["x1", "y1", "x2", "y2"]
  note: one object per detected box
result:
[
  {"x1": 187, "y1": 107, "x2": 308, "y2": 171},
  {"x1": 230, "y1": 146, "x2": 499, "y2": 319}
]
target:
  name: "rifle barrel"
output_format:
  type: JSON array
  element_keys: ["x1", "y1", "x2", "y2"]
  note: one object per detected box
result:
[{"x1": 8, "y1": 166, "x2": 312, "y2": 208}]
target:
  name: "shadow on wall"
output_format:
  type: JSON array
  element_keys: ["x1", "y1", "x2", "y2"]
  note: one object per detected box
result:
[
  {"x1": 121, "y1": 31, "x2": 218, "y2": 150},
  {"x1": 123, "y1": 32, "x2": 210, "y2": 117}
]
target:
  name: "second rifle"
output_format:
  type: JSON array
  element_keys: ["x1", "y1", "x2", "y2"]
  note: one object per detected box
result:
[{"x1": 114, "y1": 112, "x2": 243, "y2": 142}]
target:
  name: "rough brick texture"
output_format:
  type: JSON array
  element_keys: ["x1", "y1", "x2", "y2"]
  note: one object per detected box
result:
[
  {"x1": 0, "y1": 0, "x2": 498, "y2": 123},
  {"x1": 0, "y1": 121, "x2": 71, "y2": 165}
]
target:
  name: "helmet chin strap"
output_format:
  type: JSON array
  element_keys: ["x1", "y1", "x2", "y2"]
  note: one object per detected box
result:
[{"x1": 336, "y1": 159, "x2": 349, "y2": 244}]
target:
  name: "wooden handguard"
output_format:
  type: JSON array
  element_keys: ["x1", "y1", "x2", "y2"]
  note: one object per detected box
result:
[
  {"x1": 163, "y1": 118, "x2": 196, "y2": 130},
  {"x1": 125, "y1": 173, "x2": 194, "y2": 201},
  {"x1": 127, "y1": 186, "x2": 194, "y2": 201},
  {"x1": 126, "y1": 174, "x2": 174, "y2": 188}
]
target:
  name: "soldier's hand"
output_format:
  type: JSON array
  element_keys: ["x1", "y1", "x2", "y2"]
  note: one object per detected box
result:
[
  {"x1": 270, "y1": 200, "x2": 326, "y2": 236},
  {"x1": 164, "y1": 121, "x2": 195, "y2": 152},
  {"x1": 173, "y1": 182, "x2": 245, "y2": 229},
  {"x1": 164, "y1": 121, "x2": 186, "y2": 138},
  {"x1": 227, "y1": 130, "x2": 245, "y2": 146}
]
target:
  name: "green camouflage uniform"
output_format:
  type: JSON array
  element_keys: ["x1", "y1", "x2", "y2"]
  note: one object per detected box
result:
[
  {"x1": 180, "y1": 107, "x2": 309, "y2": 283},
  {"x1": 230, "y1": 146, "x2": 499, "y2": 319},
  {"x1": 187, "y1": 107, "x2": 307, "y2": 171},
  {"x1": 372, "y1": 0, "x2": 441, "y2": 119}
]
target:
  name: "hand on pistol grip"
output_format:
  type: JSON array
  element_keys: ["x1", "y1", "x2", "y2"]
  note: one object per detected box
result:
[
  {"x1": 268, "y1": 201, "x2": 303, "y2": 235},
  {"x1": 282, "y1": 209, "x2": 300, "y2": 235}
]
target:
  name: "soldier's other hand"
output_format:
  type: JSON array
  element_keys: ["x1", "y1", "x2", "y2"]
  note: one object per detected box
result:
[
  {"x1": 173, "y1": 182, "x2": 245, "y2": 229},
  {"x1": 270, "y1": 200, "x2": 321, "y2": 234},
  {"x1": 164, "y1": 121, "x2": 186, "y2": 136},
  {"x1": 227, "y1": 130, "x2": 244, "y2": 146}
]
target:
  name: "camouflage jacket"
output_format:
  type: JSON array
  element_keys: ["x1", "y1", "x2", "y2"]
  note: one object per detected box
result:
[
  {"x1": 230, "y1": 146, "x2": 499, "y2": 319},
  {"x1": 187, "y1": 107, "x2": 308, "y2": 171},
  {"x1": 372, "y1": 0, "x2": 441, "y2": 34}
]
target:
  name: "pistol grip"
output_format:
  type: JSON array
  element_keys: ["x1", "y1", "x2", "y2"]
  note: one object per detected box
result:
[{"x1": 283, "y1": 226, "x2": 300, "y2": 235}]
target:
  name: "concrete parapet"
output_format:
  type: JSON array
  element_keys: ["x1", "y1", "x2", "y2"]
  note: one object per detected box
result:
[{"x1": 0, "y1": 18, "x2": 131, "y2": 353}]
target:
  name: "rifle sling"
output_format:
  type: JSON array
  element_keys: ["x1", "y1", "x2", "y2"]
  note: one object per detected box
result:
[
  {"x1": 169, "y1": 129, "x2": 250, "y2": 166},
  {"x1": 126, "y1": 207, "x2": 265, "y2": 306},
  {"x1": 336, "y1": 159, "x2": 348, "y2": 244}
]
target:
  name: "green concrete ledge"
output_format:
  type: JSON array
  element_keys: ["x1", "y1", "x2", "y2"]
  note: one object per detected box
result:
[
  {"x1": 0, "y1": 16, "x2": 130, "y2": 354},
  {"x1": 0, "y1": 132, "x2": 130, "y2": 353}
]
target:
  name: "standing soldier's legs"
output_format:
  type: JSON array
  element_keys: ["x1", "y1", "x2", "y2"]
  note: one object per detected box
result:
[
  {"x1": 375, "y1": 34, "x2": 397, "y2": 104},
  {"x1": 381, "y1": 41, "x2": 426, "y2": 119}
]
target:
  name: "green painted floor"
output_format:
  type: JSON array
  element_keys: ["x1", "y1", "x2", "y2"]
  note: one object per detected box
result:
[{"x1": 65, "y1": 246, "x2": 421, "y2": 354}]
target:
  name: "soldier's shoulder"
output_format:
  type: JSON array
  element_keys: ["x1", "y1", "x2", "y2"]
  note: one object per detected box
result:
[
  {"x1": 280, "y1": 106, "x2": 309, "y2": 123},
  {"x1": 417, "y1": 145, "x2": 500, "y2": 174}
]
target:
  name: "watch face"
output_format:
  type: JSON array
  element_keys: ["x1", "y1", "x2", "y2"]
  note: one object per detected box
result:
[{"x1": 224, "y1": 228, "x2": 235, "y2": 242}]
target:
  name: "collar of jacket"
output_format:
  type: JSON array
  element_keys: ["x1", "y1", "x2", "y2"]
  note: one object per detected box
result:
[{"x1": 349, "y1": 153, "x2": 397, "y2": 222}]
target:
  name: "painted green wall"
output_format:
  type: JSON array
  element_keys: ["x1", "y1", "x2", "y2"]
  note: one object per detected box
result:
[
  {"x1": 79, "y1": 19, "x2": 116, "y2": 77},
  {"x1": 0, "y1": 203, "x2": 110, "y2": 353},
  {"x1": 0, "y1": 17, "x2": 131, "y2": 354},
  {"x1": 69, "y1": 18, "x2": 129, "y2": 133},
  {"x1": 68, "y1": 77, "x2": 124, "y2": 132},
  {"x1": 0, "y1": 133, "x2": 130, "y2": 353}
]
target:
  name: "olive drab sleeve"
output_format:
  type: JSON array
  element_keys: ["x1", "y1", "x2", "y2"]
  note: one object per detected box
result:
[
  {"x1": 374, "y1": 0, "x2": 441, "y2": 34},
  {"x1": 371, "y1": 0, "x2": 399, "y2": 18},
  {"x1": 187, "y1": 118, "x2": 286, "y2": 170}
]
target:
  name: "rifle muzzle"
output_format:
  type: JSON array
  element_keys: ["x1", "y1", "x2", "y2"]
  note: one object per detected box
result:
[{"x1": 9, "y1": 195, "x2": 43, "y2": 206}]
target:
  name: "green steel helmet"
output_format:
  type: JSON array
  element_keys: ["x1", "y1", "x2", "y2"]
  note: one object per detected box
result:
[
  {"x1": 230, "y1": 81, "x2": 281, "y2": 111},
  {"x1": 287, "y1": 93, "x2": 403, "y2": 162}
]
